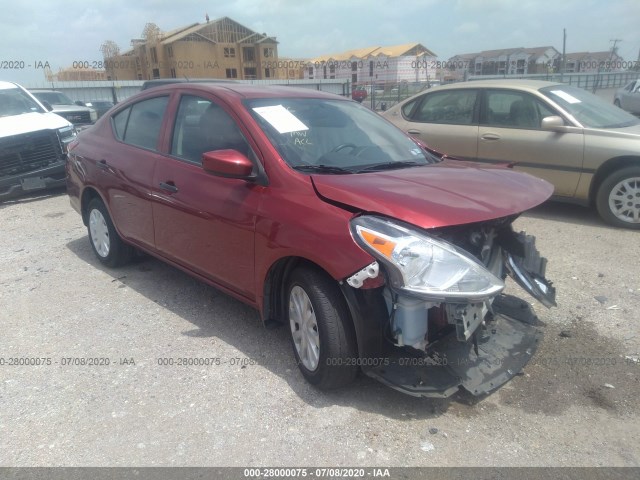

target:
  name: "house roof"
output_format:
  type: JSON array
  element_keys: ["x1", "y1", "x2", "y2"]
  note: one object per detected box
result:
[
  {"x1": 311, "y1": 43, "x2": 436, "y2": 63},
  {"x1": 451, "y1": 46, "x2": 559, "y2": 61},
  {"x1": 149, "y1": 17, "x2": 278, "y2": 46}
]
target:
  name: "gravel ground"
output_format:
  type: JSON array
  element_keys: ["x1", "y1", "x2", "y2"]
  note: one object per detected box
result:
[{"x1": 1, "y1": 188, "x2": 639, "y2": 467}]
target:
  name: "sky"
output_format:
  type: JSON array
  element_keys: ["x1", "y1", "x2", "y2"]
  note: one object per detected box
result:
[{"x1": 2, "y1": 0, "x2": 639, "y2": 85}]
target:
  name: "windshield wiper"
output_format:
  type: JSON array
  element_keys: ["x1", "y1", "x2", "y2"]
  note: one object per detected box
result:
[
  {"x1": 354, "y1": 160, "x2": 425, "y2": 173},
  {"x1": 292, "y1": 164, "x2": 353, "y2": 174}
]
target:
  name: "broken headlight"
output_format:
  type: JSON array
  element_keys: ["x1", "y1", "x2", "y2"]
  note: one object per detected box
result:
[{"x1": 350, "y1": 216, "x2": 504, "y2": 301}]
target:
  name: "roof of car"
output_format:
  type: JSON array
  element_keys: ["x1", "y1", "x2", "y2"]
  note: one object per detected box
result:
[
  {"x1": 429, "y1": 79, "x2": 562, "y2": 92},
  {"x1": 139, "y1": 82, "x2": 347, "y2": 100},
  {"x1": 0, "y1": 81, "x2": 20, "y2": 90}
]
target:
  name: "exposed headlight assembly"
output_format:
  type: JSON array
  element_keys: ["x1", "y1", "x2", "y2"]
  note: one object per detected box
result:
[{"x1": 350, "y1": 216, "x2": 504, "y2": 301}]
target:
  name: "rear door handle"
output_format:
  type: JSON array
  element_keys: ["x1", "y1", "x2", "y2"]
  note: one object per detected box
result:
[
  {"x1": 159, "y1": 182, "x2": 178, "y2": 193},
  {"x1": 481, "y1": 133, "x2": 501, "y2": 140},
  {"x1": 97, "y1": 159, "x2": 109, "y2": 170},
  {"x1": 407, "y1": 129, "x2": 421, "y2": 135}
]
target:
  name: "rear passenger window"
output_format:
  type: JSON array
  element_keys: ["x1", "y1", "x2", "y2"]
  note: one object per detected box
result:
[
  {"x1": 412, "y1": 90, "x2": 477, "y2": 125},
  {"x1": 111, "y1": 96, "x2": 169, "y2": 150}
]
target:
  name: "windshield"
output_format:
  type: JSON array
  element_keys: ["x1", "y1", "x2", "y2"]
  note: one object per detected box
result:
[
  {"x1": 540, "y1": 85, "x2": 639, "y2": 129},
  {"x1": 246, "y1": 98, "x2": 438, "y2": 173},
  {"x1": 0, "y1": 87, "x2": 45, "y2": 117},
  {"x1": 32, "y1": 91, "x2": 75, "y2": 105}
]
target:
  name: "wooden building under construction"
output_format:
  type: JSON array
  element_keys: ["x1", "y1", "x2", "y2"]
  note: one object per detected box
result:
[{"x1": 104, "y1": 17, "x2": 280, "y2": 81}]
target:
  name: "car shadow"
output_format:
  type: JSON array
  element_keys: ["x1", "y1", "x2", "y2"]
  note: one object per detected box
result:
[
  {"x1": 65, "y1": 236, "x2": 485, "y2": 418},
  {"x1": 0, "y1": 186, "x2": 67, "y2": 210},
  {"x1": 521, "y1": 201, "x2": 609, "y2": 229}
]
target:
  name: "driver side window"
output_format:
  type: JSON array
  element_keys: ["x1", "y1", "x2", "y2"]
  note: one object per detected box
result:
[
  {"x1": 483, "y1": 91, "x2": 556, "y2": 130},
  {"x1": 171, "y1": 95, "x2": 251, "y2": 164}
]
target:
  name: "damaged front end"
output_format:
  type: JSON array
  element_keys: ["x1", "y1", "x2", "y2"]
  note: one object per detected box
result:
[{"x1": 346, "y1": 215, "x2": 555, "y2": 397}]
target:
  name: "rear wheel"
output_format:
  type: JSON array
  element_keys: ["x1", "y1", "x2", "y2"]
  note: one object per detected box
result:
[
  {"x1": 87, "y1": 198, "x2": 134, "y2": 267},
  {"x1": 596, "y1": 166, "x2": 640, "y2": 229},
  {"x1": 287, "y1": 266, "x2": 358, "y2": 389}
]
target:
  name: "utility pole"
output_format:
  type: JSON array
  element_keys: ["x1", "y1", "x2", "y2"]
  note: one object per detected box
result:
[
  {"x1": 561, "y1": 28, "x2": 566, "y2": 81},
  {"x1": 608, "y1": 39, "x2": 622, "y2": 71}
]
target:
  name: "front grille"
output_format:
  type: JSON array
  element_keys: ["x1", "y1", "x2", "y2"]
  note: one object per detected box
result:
[
  {"x1": 0, "y1": 130, "x2": 64, "y2": 177},
  {"x1": 60, "y1": 111, "x2": 91, "y2": 124}
]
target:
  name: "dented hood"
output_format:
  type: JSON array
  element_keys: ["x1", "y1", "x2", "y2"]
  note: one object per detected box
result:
[{"x1": 311, "y1": 159, "x2": 554, "y2": 228}]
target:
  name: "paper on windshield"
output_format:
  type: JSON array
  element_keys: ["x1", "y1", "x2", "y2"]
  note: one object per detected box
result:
[
  {"x1": 550, "y1": 90, "x2": 581, "y2": 104},
  {"x1": 252, "y1": 105, "x2": 309, "y2": 134}
]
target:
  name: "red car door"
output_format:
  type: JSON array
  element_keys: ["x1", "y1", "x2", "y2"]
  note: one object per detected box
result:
[
  {"x1": 99, "y1": 95, "x2": 170, "y2": 250},
  {"x1": 151, "y1": 94, "x2": 263, "y2": 301}
]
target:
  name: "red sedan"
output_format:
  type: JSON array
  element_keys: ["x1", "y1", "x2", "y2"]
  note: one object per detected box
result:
[{"x1": 67, "y1": 83, "x2": 555, "y2": 397}]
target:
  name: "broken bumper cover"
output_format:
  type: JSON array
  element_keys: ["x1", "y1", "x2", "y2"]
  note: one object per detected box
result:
[{"x1": 363, "y1": 295, "x2": 542, "y2": 397}]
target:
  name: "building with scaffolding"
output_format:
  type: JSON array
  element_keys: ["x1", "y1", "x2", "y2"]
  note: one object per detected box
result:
[{"x1": 104, "y1": 17, "x2": 279, "y2": 81}]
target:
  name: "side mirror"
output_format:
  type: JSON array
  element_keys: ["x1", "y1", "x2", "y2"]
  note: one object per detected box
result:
[
  {"x1": 202, "y1": 149, "x2": 255, "y2": 179},
  {"x1": 75, "y1": 100, "x2": 86, "y2": 106},
  {"x1": 541, "y1": 115, "x2": 565, "y2": 131},
  {"x1": 41, "y1": 101, "x2": 53, "y2": 112}
]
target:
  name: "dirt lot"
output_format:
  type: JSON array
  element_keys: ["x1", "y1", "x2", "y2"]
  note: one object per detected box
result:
[{"x1": 1, "y1": 188, "x2": 639, "y2": 467}]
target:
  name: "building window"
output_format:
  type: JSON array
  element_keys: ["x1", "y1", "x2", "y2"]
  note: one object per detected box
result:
[
  {"x1": 244, "y1": 67, "x2": 257, "y2": 79},
  {"x1": 167, "y1": 46, "x2": 173, "y2": 58},
  {"x1": 224, "y1": 47, "x2": 236, "y2": 58},
  {"x1": 243, "y1": 47, "x2": 256, "y2": 62},
  {"x1": 329, "y1": 64, "x2": 335, "y2": 77},
  {"x1": 152, "y1": 68, "x2": 160, "y2": 79},
  {"x1": 352, "y1": 73, "x2": 357, "y2": 83},
  {"x1": 323, "y1": 66, "x2": 327, "y2": 79},
  {"x1": 150, "y1": 47, "x2": 158, "y2": 64},
  {"x1": 170, "y1": 68, "x2": 176, "y2": 78},
  {"x1": 226, "y1": 68, "x2": 238, "y2": 78},
  {"x1": 263, "y1": 47, "x2": 274, "y2": 58},
  {"x1": 137, "y1": 74, "x2": 143, "y2": 80},
  {"x1": 369, "y1": 61, "x2": 374, "y2": 77},
  {"x1": 308, "y1": 66, "x2": 313, "y2": 79},
  {"x1": 265, "y1": 68, "x2": 272, "y2": 78},
  {"x1": 351, "y1": 61, "x2": 358, "y2": 72}
]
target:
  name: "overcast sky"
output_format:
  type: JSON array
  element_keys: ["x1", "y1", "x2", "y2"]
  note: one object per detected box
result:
[{"x1": 2, "y1": 0, "x2": 639, "y2": 85}]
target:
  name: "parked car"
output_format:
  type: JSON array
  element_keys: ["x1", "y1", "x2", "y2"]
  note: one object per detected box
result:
[
  {"x1": 67, "y1": 83, "x2": 556, "y2": 398},
  {"x1": 351, "y1": 85, "x2": 367, "y2": 103},
  {"x1": 614, "y1": 79, "x2": 640, "y2": 115},
  {"x1": 83, "y1": 100, "x2": 114, "y2": 119},
  {"x1": 383, "y1": 79, "x2": 640, "y2": 229},
  {"x1": 30, "y1": 90, "x2": 97, "y2": 128},
  {"x1": 0, "y1": 81, "x2": 76, "y2": 201},
  {"x1": 140, "y1": 78, "x2": 238, "y2": 90}
]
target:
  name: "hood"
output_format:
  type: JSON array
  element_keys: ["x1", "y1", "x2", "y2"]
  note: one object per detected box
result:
[
  {"x1": 49, "y1": 104, "x2": 94, "y2": 113},
  {"x1": 0, "y1": 112, "x2": 73, "y2": 138},
  {"x1": 311, "y1": 159, "x2": 553, "y2": 229}
]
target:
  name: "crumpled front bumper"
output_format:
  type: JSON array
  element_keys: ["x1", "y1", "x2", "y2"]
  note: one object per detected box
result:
[
  {"x1": 363, "y1": 295, "x2": 541, "y2": 397},
  {"x1": 346, "y1": 227, "x2": 554, "y2": 398}
]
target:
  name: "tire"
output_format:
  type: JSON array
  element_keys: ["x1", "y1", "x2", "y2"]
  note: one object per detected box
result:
[
  {"x1": 87, "y1": 198, "x2": 134, "y2": 267},
  {"x1": 595, "y1": 166, "x2": 640, "y2": 229},
  {"x1": 286, "y1": 266, "x2": 358, "y2": 389}
]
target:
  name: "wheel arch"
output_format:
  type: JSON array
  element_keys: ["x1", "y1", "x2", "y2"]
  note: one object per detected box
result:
[
  {"x1": 589, "y1": 156, "x2": 640, "y2": 205},
  {"x1": 80, "y1": 186, "x2": 106, "y2": 226},
  {"x1": 261, "y1": 256, "x2": 357, "y2": 339}
]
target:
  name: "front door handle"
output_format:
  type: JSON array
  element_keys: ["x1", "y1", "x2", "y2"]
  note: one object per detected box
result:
[
  {"x1": 407, "y1": 129, "x2": 421, "y2": 135},
  {"x1": 159, "y1": 182, "x2": 178, "y2": 194},
  {"x1": 481, "y1": 133, "x2": 501, "y2": 141}
]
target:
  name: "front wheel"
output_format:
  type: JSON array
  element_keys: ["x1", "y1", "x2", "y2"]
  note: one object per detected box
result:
[
  {"x1": 87, "y1": 198, "x2": 134, "y2": 267},
  {"x1": 287, "y1": 266, "x2": 358, "y2": 389},
  {"x1": 596, "y1": 166, "x2": 640, "y2": 229}
]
